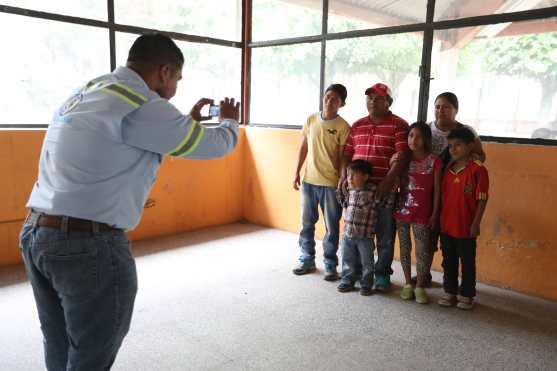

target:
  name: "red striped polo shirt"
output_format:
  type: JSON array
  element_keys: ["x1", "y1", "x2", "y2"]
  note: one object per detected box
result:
[{"x1": 344, "y1": 112, "x2": 409, "y2": 183}]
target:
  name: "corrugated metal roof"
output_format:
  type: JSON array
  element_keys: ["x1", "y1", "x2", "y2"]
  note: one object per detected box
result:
[
  {"x1": 330, "y1": 0, "x2": 557, "y2": 25},
  {"x1": 333, "y1": 0, "x2": 429, "y2": 23}
]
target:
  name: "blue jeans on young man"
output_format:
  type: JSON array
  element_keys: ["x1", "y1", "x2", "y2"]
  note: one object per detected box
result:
[
  {"x1": 340, "y1": 236, "x2": 375, "y2": 289},
  {"x1": 374, "y1": 205, "x2": 396, "y2": 278},
  {"x1": 19, "y1": 220, "x2": 138, "y2": 371},
  {"x1": 298, "y1": 182, "x2": 341, "y2": 269}
]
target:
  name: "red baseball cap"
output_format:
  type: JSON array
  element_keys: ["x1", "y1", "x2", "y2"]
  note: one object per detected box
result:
[{"x1": 365, "y1": 83, "x2": 392, "y2": 99}]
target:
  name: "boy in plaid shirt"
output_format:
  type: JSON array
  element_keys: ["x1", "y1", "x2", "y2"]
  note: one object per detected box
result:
[{"x1": 336, "y1": 160, "x2": 379, "y2": 296}]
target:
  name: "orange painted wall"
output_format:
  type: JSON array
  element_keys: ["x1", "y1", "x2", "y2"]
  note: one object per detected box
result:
[
  {"x1": 0, "y1": 131, "x2": 44, "y2": 265},
  {"x1": 0, "y1": 129, "x2": 245, "y2": 265},
  {"x1": 1, "y1": 126, "x2": 556, "y2": 301},
  {"x1": 243, "y1": 127, "x2": 557, "y2": 301}
]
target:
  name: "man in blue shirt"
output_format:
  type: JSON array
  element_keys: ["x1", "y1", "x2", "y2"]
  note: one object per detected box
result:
[{"x1": 20, "y1": 33, "x2": 240, "y2": 370}]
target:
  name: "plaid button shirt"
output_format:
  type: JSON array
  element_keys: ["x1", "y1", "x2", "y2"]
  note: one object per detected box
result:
[{"x1": 337, "y1": 182, "x2": 380, "y2": 239}]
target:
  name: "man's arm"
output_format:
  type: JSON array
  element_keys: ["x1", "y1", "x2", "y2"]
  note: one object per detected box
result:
[
  {"x1": 338, "y1": 152, "x2": 352, "y2": 187},
  {"x1": 182, "y1": 97, "x2": 240, "y2": 159},
  {"x1": 293, "y1": 137, "x2": 308, "y2": 191},
  {"x1": 335, "y1": 145, "x2": 345, "y2": 174},
  {"x1": 122, "y1": 97, "x2": 240, "y2": 160},
  {"x1": 338, "y1": 125, "x2": 354, "y2": 190},
  {"x1": 377, "y1": 149, "x2": 410, "y2": 199},
  {"x1": 377, "y1": 119, "x2": 410, "y2": 199}
]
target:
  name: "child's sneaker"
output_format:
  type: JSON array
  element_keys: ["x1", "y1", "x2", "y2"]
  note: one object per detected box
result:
[
  {"x1": 456, "y1": 296, "x2": 474, "y2": 310},
  {"x1": 323, "y1": 264, "x2": 339, "y2": 281},
  {"x1": 292, "y1": 261, "x2": 316, "y2": 275},
  {"x1": 414, "y1": 287, "x2": 429, "y2": 304},
  {"x1": 374, "y1": 275, "x2": 390, "y2": 292},
  {"x1": 400, "y1": 284, "x2": 414, "y2": 300},
  {"x1": 360, "y1": 286, "x2": 373, "y2": 296},
  {"x1": 438, "y1": 292, "x2": 457, "y2": 307},
  {"x1": 337, "y1": 282, "x2": 354, "y2": 293}
]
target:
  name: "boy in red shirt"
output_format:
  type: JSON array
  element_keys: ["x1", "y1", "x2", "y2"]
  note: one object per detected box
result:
[{"x1": 438, "y1": 127, "x2": 489, "y2": 310}]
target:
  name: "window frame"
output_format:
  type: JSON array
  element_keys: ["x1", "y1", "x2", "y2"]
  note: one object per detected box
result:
[
  {"x1": 0, "y1": 1, "x2": 242, "y2": 128},
  {"x1": 1, "y1": 0, "x2": 557, "y2": 145},
  {"x1": 246, "y1": 0, "x2": 557, "y2": 145}
]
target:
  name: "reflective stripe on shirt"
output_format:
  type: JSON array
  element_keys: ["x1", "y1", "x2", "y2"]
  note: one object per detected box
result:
[
  {"x1": 102, "y1": 83, "x2": 147, "y2": 108},
  {"x1": 167, "y1": 120, "x2": 206, "y2": 157}
]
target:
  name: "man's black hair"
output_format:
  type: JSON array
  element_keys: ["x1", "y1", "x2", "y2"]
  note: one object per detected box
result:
[
  {"x1": 409, "y1": 121, "x2": 433, "y2": 153},
  {"x1": 325, "y1": 84, "x2": 348, "y2": 103},
  {"x1": 127, "y1": 33, "x2": 184, "y2": 68},
  {"x1": 448, "y1": 126, "x2": 475, "y2": 144},
  {"x1": 348, "y1": 159, "x2": 373, "y2": 175}
]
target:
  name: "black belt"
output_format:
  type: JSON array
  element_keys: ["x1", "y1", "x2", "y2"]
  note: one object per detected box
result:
[{"x1": 26, "y1": 210, "x2": 119, "y2": 232}]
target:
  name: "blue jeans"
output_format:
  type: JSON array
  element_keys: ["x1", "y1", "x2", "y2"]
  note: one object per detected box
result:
[
  {"x1": 19, "y1": 221, "x2": 138, "y2": 371},
  {"x1": 374, "y1": 205, "x2": 396, "y2": 277},
  {"x1": 298, "y1": 182, "x2": 341, "y2": 268},
  {"x1": 340, "y1": 236, "x2": 375, "y2": 289}
]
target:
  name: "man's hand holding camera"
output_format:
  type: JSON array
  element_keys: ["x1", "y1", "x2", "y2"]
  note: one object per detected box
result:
[{"x1": 189, "y1": 97, "x2": 240, "y2": 123}]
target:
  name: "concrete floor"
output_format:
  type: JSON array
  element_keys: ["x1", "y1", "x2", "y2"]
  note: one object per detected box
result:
[{"x1": 1, "y1": 223, "x2": 556, "y2": 371}]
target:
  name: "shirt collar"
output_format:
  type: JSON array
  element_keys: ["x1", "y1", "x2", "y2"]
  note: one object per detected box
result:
[
  {"x1": 113, "y1": 66, "x2": 149, "y2": 90},
  {"x1": 320, "y1": 112, "x2": 339, "y2": 122},
  {"x1": 368, "y1": 111, "x2": 392, "y2": 123},
  {"x1": 449, "y1": 160, "x2": 471, "y2": 175}
]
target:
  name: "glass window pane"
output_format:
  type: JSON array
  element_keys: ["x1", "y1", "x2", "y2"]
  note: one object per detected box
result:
[
  {"x1": 328, "y1": 0, "x2": 427, "y2": 33},
  {"x1": 1, "y1": 0, "x2": 106, "y2": 20},
  {"x1": 251, "y1": 43, "x2": 321, "y2": 125},
  {"x1": 115, "y1": 0, "x2": 242, "y2": 41},
  {"x1": 0, "y1": 13, "x2": 109, "y2": 126},
  {"x1": 116, "y1": 33, "x2": 241, "y2": 122},
  {"x1": 252, "y1": 0, "x2": 322, "y2": 41},
  {"x1": 325, "y1": 33, "x2": 423, "y2": 125},
  {"x1": 435, "y1": 0, "x2": 557, "y2": 21},
  {"x1": 429, "y1": 18, "x2": 557, "y2": 139}
]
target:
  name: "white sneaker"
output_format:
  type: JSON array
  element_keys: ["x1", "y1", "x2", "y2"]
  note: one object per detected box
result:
[
  {"x1": 438, "y1": 293, "x2": 457, "y2": 307},
  {"x1": 456, "y1": 296, "x2": 474, "y2": 310}
]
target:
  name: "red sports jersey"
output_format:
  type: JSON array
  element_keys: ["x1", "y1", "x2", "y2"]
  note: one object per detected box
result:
[
  {"x1": 441, "y1": 160, "x2": 489, "y2": 238},
  {"x1": 344, "y1": 112, "x2": 409, "y2": 183}
]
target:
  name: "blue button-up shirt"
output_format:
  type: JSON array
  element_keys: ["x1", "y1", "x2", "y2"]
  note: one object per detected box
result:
[{"x1": 27, "y1": 66, "x2": 239, "y2": 230}]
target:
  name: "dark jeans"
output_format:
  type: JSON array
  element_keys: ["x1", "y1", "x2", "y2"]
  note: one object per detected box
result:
[
  {"x1": 20, "y1": 220, "x2": 137, "y2": 371},
  {"x1": 440, "y1": 234, "x2": 477, "y2": 297},
  {"x1": 374, "y1": 205, "x2": 396, "y2": 276}
]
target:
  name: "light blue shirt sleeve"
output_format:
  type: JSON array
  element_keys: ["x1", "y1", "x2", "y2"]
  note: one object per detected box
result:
[{"x1": 122, "y1": 97, "x2": 239, "y2": 159}]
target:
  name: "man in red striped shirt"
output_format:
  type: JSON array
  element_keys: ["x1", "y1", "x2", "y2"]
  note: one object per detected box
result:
[{"x1": 341, "y1": 83, "x2": 410, "y2": 291}]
